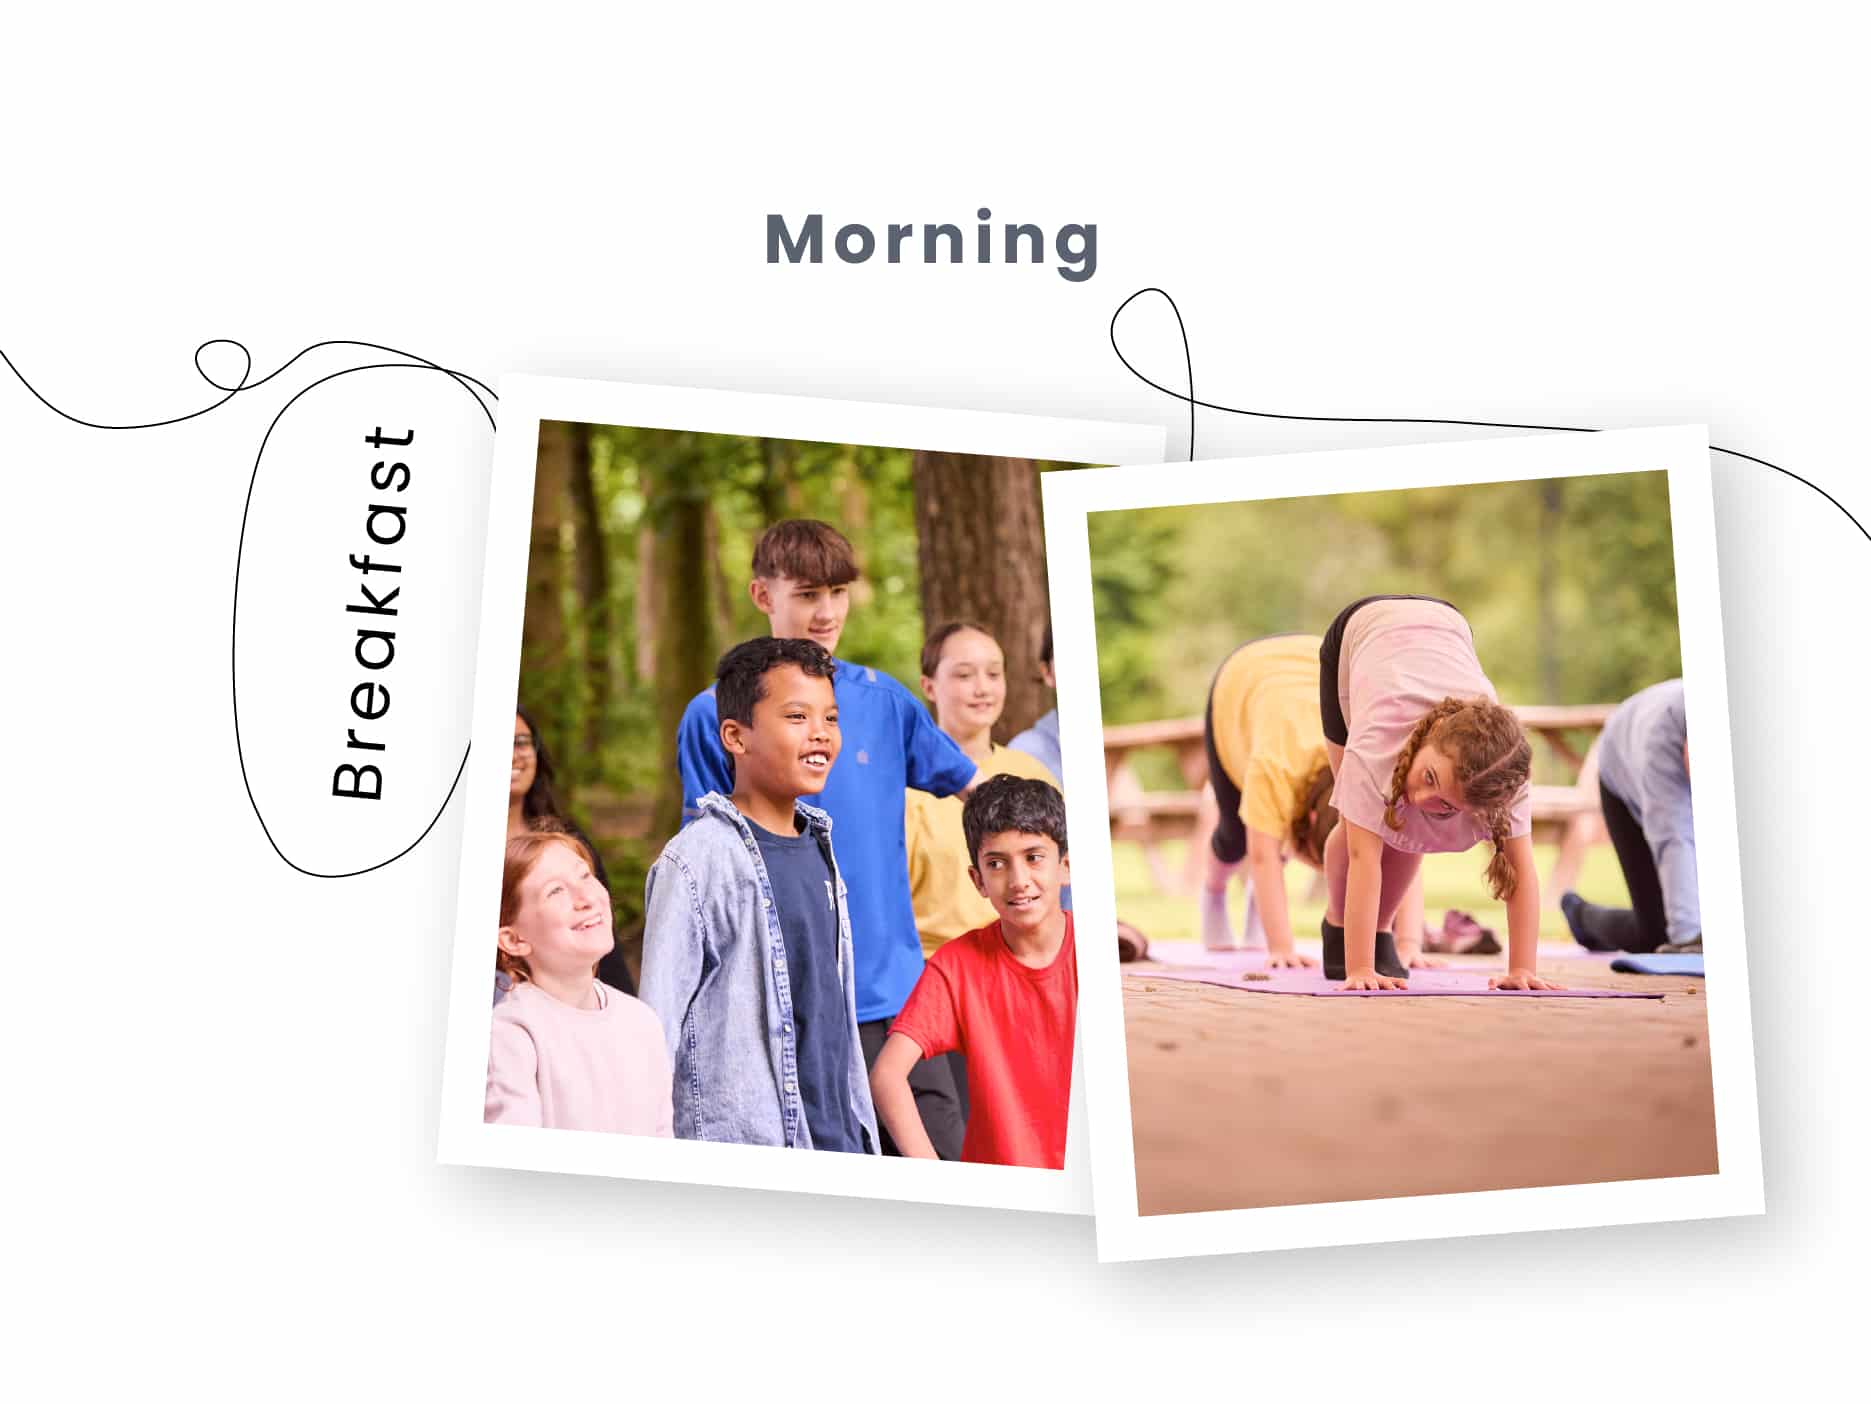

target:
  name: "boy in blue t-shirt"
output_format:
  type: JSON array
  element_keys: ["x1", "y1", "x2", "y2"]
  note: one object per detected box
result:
[{"x1": 676, "y1": 520, "x2": 979, "y2": 1158}]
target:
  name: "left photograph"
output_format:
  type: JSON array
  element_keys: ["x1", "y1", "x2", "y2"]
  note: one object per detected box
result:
[{"x1": 438, "y1": 376, "x2": 1166, "y2": 1214}]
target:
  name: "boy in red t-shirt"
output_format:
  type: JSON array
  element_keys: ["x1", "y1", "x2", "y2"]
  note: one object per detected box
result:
[{"x1": 870, "y1": 775, "x2": 1076, "y2": 1170}]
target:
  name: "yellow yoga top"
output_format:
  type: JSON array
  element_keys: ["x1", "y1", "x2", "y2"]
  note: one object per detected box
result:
[
  {"x1": 1209, "y1": 634, "x2": 1328, "y2": 841},
  {"x1": 905, "y1": 743, "x2": 1061, "y2": 955}
]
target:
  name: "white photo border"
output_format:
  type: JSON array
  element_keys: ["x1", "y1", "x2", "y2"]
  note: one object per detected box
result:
[
  {"x1": 436, "y1": 374, "x2": 1167, "y2": 1215},
  {"x1": 1040, "y1": 423, "x2": 1764, "y2": 1259}
]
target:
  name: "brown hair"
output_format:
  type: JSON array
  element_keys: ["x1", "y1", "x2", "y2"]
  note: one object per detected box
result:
[
  {"x1": 919, "y1": 619, "x2": 999, "y2": 681},
  {"x1": 496, "y1": 825, "x2": 598, "y2": 987},
  {"x1": 750, "y1": 519, "x2": 859, "y2": 587},
  {"x1": 1383, "y1": 697, "x2": 1531, "y2": 899},
  {"x1": 1289, "y1": 758, "x2": 1340, "y2": 869}
]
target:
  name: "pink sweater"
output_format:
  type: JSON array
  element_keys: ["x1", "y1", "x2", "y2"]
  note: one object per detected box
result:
[
  {"x1": 484, "y1": 981, "x2": 674, "y2": 1136},
  {"x1": 1334, "y1": 598, "x2": 1533, "y2": 855}
]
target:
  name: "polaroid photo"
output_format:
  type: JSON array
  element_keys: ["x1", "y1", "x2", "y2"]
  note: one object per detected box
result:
[
  {"x1": 1041, "y1": 423, "x2": 1763, "y2": 1259},
  {"x1": 436, "y1": 375, "x2": 1166, "y2": 1215}
]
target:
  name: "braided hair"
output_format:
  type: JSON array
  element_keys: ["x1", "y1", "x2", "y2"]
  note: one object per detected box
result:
[{"x1": 1383, "y1": 697, "x2": 1531, "y2": 899}]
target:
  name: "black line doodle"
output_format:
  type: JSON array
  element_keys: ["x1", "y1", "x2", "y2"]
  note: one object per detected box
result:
[
  {"x1": 1109, "y1": 286, "x2": 1867, "y2": 545},
  {"x1": 0, "y1": 339, "x2": 496, "y2": 878}
]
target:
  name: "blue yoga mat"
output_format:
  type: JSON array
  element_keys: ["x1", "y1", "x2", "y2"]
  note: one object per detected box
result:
[{"x1": 1610, "y1": 951, "x2": 1705, "y2": 976}]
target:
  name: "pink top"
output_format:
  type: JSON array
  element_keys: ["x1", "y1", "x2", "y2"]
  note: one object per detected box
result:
[
  {"x1": 485, "y1": 981, "x2": 675, "y2": 1137},
  {"x1": 1333, "y1": 598, "x2": 1532, "y2": 855}
]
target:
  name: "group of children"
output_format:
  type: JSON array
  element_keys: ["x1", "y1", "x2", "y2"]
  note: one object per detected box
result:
[
  {"x1": 485, "y1": 519, "x2": 1075, "y2": 1170},
  {"x1": 1200, "y1": 594, "x2": 1700, "y2": 987},
  {"x1": 485, "y1": 554, "x2": 1698, "y2": 1158}
]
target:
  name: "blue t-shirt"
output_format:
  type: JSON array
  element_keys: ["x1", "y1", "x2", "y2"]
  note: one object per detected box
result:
[
  {"x1": 751, "y1": 818, "x2": 865, "y2": 1153},
  {"x1": 1007, "y1": 707, "x2": 1062, "y2": 789},
  {"x1": 678, "y1": 657, "x2": 976, "y2": 1023}
]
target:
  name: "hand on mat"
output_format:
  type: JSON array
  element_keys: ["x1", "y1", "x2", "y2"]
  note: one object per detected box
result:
[
  {"x1": 1266, "y1": 950, "x2": 1318, "y2": 969},
  {"x1": 1396, "y1": 942, "x2": 1446, "y2": 970},
  {"x1": 1489, "y1": 969, "x2": 1567, "y2": 991},
  {"x1": 1342, "y1": 968, "x2": 1409, "y2": 991}
]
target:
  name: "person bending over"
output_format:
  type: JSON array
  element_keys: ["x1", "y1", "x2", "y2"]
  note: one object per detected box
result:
[{"x1": 1561, "y1": 678, "x2": 1700, "y2": 955}]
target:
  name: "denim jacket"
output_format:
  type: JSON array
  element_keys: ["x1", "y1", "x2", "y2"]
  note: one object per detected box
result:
[{"x1": 638, "y1": 792, "x2": 879, "y2": 1152}]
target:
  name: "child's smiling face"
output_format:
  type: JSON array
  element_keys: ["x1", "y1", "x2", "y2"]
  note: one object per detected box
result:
[
  {"x1": 727, "y1": 663, "x2": 841, "y2": 801},
  {"x1": 970, "y1": 828, "x2": 1070, "y2": 935},
  {"x1": 923, "y1": 627, "x2": 1006, "y2": 733},
  {"x1": 754, "y1": 575, "x2": 852, "y2": 656},
  {"x1": 1404, "y1": 739, "x2": 1468, "y2": 820},
  {"x1": 511, "y1": 713, "x2": 537, "y2": 798},
  {"x1": 500, "y1": 839, "x2": 612, "y2": 979}
]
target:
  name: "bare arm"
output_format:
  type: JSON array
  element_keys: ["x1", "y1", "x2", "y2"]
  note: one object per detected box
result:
[
  {"x1": 1343, "y1": 821, "x2": 1405, "y2": 991},
  {"x1": 868, "y1": 1032, "x2": 940, "y2": 1159},
  {"x1": 1246, "y1": 827, "x2": 1311, "y2": 967},
  {"x1": 1491, "y1": 834, "x2": 1563, "y2": 990}
]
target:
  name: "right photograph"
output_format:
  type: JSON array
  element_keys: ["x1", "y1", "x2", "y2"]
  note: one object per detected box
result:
[{"x1": 1043, "y1": 426, "x2": 1760, "y2": 1262}]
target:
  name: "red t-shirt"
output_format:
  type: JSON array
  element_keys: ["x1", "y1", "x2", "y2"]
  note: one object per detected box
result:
[{"x1": 890, "y1": 913, "x2": 1076, "y2": 1170}]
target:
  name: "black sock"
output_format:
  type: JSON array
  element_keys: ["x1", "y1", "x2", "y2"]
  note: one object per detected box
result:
[
  {"x1": 1322, "y1": 917, "x2": 1345, "y2": 979},
  {"x1": 1562, "y1": 891, "x2": 1650, "y2": 953},
  {"x1": 1373, "y1": 930, "x2": 1408, "y2": 979},
  {"x1": 1321, "y1": 920, "x2": 1408, "y2": 979}
]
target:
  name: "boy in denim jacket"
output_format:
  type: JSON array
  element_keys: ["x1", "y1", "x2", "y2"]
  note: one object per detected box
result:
[
  {"x1": 640, "y1": 637, "x2": 879, "y2": 1152},
  {"x1": 676, "y1": 520, "x2": 978, "y2": 1158}
]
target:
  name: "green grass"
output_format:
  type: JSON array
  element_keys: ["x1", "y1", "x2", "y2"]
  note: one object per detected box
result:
[{"x1": 1108, "y1": 839, "x2": 1632, "y2": 947}]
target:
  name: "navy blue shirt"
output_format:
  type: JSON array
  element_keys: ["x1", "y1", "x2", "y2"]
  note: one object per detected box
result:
[
  {"x1": 678, "y1": 658, "x2": 976, "y2": 1022},
  {"x1": 752, "y1": 818, "x2": 866, "y2": 1154}
]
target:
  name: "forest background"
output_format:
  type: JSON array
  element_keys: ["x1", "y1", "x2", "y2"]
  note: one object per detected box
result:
[
  {"x1": 1093, "y1": 470, "x2": 1682, "y2": 744},
  {"x1": 519, "y1": 422, "x2": 1079, "y2": 944}
]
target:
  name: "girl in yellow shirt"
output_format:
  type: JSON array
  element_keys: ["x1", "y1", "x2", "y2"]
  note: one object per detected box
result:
[
  {"x1": 1200, "y1": 634, "x2": 1431, "y2": 967},
  {"x1": 906, "y1": 622, "x2": 1061, "y2": 955}
]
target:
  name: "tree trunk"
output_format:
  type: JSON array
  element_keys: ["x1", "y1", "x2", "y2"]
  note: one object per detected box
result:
[
  {"x1": 635, "y1": 526, "x2": 659, "y2": 685},
  {"x1": 566, "y1": 422, "x2": 611, "y2": 762},
  {"x1": 911, "y1": 452, "x2": 1050, "y2": 742},
  {"x1": 706, "y1": 504, "x2": 735, "y2": 646},
  {"x1": 523, "y1": 421, "x2": 575, "y2": 758},
  {"x1": 756, "y1": 438, "x2": 799, "y2": 526},
  {"x1": 647, "y1": 434, "x2": 718, "y2": 839},
  {"x1": 1539, "y1": 478, "x2": 1563, "y2": 703}
]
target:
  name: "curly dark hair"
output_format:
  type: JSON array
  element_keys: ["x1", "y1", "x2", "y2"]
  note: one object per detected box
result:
[
  {"x1": 715, "y1": 636, "x2": 838, "y2": 728},
  {"x1": 962, "y1": 774, "x2": 1068, "y2": 870}
]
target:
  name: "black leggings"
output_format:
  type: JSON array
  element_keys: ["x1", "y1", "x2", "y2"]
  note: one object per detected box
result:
[
  {"x1": 858, "y1": 1019, "x2": 968, "y2": 1160},
  {"x1": 1317, "y1": 594, "x2": 1459, "y2": 746},
  {"x1": 1569, "y1": 782, "x2": 1671, "y2": 953}
]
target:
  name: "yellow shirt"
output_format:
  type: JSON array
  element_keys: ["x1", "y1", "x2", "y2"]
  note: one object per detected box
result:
[
  {"x1": 905, "y1": 744, "x2": 1061, "y2": 955},
  {"x1": 1209, "y1": 635, "x2": 1327, "y2": 840}
]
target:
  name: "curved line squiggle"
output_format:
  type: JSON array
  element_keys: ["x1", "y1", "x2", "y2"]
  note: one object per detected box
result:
[
  {"x1": 0, "y1": 338, "x2": 495, "y2": 427},
  {"x1": 1, "y1": 337, "x2": 497, "y2": 878},
  {"x1": 1109, "y1": 286, "x2": 1867, "y2": 545}
]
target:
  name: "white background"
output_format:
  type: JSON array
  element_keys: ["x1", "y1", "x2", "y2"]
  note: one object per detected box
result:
[{"x1": 3, "y1": 4, "x2": 1863, "y2": 1397}]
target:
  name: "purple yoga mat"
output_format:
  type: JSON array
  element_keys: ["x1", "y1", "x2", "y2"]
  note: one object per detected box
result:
[{"x1": 1131, "y1": 941, "x2": 1659, "y2": 999}]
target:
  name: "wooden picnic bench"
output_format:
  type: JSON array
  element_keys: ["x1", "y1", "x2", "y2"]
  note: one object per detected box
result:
[{"x1": 1103, "y1": 704, "x2": 1614, "y2": 899}]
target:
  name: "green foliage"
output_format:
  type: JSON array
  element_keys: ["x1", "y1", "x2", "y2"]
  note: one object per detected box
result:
[{"x1": 1093, "y1": 471, "x2": 1682, "y2": 726}]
